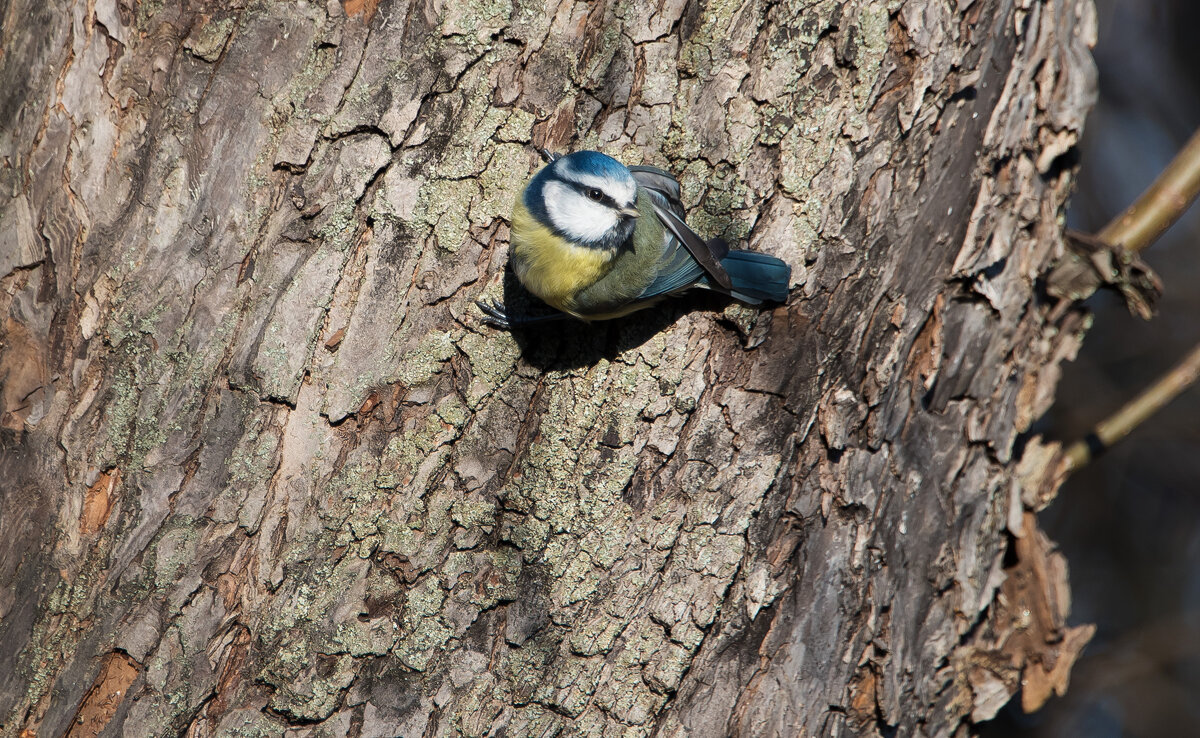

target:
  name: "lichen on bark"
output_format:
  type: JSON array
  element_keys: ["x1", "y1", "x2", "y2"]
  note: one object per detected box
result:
[{"x1": 0, "y1": 0, "x2": 1098, "y2": 736}]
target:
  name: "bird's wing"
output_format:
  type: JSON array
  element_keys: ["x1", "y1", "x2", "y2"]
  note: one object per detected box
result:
[
  {"x1": 628, "y1": 165, "x2": 685, "y2": 219},
  {"x1": 629, "y1": 165, "x2": 732, "y2": 291},
  {"x1": 638, "y1": 241, "x2": 706, "y2": 298}
]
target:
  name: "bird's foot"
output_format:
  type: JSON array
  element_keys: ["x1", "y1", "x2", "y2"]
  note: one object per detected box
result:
[
  {"x1": 475, "y1": 298, "x2": 572, "y2": 329},
  {"x1": 537, "y1": 148, "x2": 562, "y2": 164},
  {"x1": 476, "y1": 298, "x2": 514, "y2": 329}
]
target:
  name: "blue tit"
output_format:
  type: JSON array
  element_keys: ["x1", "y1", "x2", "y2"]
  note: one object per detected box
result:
[{"x1": 478, "y1": 150, "x2": 790, "y2": 327}]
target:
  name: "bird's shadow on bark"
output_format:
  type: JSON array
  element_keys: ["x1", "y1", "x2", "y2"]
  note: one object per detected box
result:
[{"x1": 497, "y1": 267, "x2": 732, "y2": 372}]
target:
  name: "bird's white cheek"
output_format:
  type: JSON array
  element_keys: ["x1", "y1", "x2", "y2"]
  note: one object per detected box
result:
[{"x1": 543, "y1": 181, "x2": 618, "y2": 243}]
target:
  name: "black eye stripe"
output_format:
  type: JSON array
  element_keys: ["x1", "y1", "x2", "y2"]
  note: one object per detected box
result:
[{"x1": 574, "y1": 184, "x2": 618, "y2": 208}]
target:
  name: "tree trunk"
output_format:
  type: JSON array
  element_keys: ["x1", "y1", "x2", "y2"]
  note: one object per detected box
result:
[{"x1": 0, "y1": 0, "x2": 1098, "y2": 735}]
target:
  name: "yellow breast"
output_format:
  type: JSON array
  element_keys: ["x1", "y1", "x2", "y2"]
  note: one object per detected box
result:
[{"x1": 509, "y1": 199, "x2": 615, "y2": 314}]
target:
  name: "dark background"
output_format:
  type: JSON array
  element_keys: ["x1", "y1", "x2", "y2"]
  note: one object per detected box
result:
[{"x1": 985, "y1": 0, "x2": 1200, "y2": 735}]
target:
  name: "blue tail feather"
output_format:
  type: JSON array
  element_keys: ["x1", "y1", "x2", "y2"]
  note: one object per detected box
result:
[{"x1": 719, "y1": 250, "x2": 791, "y2": 304}]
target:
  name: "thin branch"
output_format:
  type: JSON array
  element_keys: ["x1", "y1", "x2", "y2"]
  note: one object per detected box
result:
[
  {"x1": 1065, "y1": 342, "x2": 1200, "y2": 471},
  {"x1": 1097, "y1": 128, "x2": 1200, "y2": 252},
  {"x1": 1059, "y1": 128, "x2": 1200, "y2": 471}
]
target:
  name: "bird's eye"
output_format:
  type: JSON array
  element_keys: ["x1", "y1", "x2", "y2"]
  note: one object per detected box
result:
[{"x1": 586, "y1": 188, "x2": 604, "y2": 202}]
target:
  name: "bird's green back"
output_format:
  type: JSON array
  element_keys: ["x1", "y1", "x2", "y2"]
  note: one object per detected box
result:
[{"x1": 565, "y1": 190, "x2": 667, "y2": 319}]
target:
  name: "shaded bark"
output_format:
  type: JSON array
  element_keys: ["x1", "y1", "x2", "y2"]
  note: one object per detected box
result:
[{"x1": 0, "y1": 0, "x2": 1096, "y2": 735}]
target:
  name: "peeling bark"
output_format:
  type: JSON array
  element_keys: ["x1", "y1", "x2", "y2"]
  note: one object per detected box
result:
[{"x1": 0, "y1": 0, "x2": 1097, "y2": 736}]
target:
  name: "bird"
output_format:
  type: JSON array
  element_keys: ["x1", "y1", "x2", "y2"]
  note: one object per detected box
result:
[{"x1": 477, "y1": 150, "x2": 790, "y2": 327}]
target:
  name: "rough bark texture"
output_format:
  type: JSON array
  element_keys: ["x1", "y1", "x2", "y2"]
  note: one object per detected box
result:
[{"x1": 0, "y1": 0, "x2": 1097, "y2": 736}]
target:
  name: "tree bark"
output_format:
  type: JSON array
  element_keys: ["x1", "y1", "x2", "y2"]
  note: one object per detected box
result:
[{"x1": 0, "y1": 0, "x2": 1097, "y2": 736}]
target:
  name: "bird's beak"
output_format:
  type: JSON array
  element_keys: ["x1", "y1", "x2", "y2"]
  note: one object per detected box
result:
[{"x1": 619, "y1": 207, "x2": 640, "y2": 218}]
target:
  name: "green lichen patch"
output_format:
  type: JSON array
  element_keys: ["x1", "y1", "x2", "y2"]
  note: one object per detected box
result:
[
  {"x1": 151, "y1": 522, "x2": 202, "y2": 595},
  {"x1": 450, "y1": 497, "x2": 497, "y2": 532},
  {"x1": 590, "y1": 619, "x2": 671, "y2": 725},
  {"x1": 471, "y1": 143, "x2": 529, "y2": 227},
  {"x1": 394, "y1": 576, "x2": 455, "y2": 671},
  {"x1": 376, "y1": 405, "x2": 462, "y2": 491},
  {"x1": 567, "y1": 610, "x2": 626, "y2": 657},
  {"x1": 413, "y1": 178, "x2": 481, "y2": 253},
  {"x1": 850, "y1": 3, "x2": 892, "y2": 109},
  {"x1": 456, "y1": 329, "x2": 521, "y2": 406},
  {"x1": 392, "y1": 329, "x2": 458, "y2": 388},
  {"x1": 262, "y1": 642, "x2": 356, "y2": 721},
  {"x1": 183, "y1": 16, "x2": 235, "y2": 62},
  {"x1": 496, "y1": 108, "x2": 535, "y2": 143},
  {"x1": 439, "y1": 0, "x2": 514, "y2": 45}
]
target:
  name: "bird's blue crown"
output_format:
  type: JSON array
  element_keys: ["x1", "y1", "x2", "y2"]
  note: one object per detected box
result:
[
  {"x1": 559, "y1": 151, "x2": 631, "y2": 180},
  {"x1": 524, "y1": 151, "x2": 638, "y2": 250}
]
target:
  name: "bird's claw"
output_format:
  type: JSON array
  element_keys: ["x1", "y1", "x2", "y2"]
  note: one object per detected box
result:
[
  {"x1": 476, "y1": 297, "x2": 574, "y2": 328},
  {"x1": 475, "y1": 298, "x2": 512, "y2": 329},
  {"x1": 538, "y1": 148, "x2": 561, "y2": 164}
]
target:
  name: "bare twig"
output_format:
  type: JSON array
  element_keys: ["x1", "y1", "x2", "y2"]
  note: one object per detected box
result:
[
  {"x1": 1097, "y1": 128, "x2": 1200, "y2": 252},
  {"x1": 1058, "y1": 128, "x2": 1200, "y2": 472},
  {"x1": 1065, "y1": 342, "x2": 1200, "y2": 471}
]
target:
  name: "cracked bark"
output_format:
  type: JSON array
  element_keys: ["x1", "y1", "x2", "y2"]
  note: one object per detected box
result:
[{"x1": 0, "y1": 0, "x2": 1096, "y2": 736}]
